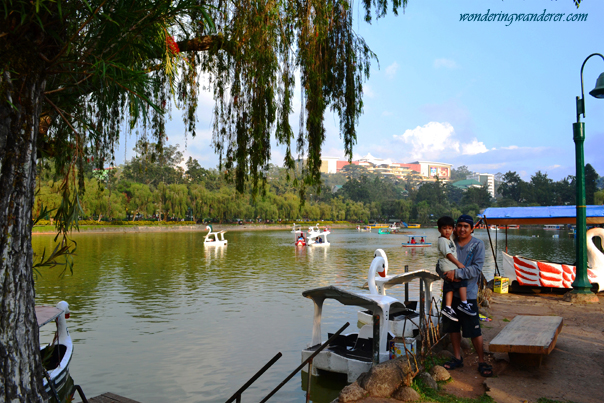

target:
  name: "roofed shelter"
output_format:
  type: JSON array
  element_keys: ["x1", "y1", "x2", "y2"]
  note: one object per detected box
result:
[{"x1": 478, "y1": 206, "x2": 604, "y2": 226}]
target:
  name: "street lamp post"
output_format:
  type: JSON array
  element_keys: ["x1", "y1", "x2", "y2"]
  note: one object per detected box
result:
[{"x1": 566, "y1": 53, "x2": 604, "y2": 302}]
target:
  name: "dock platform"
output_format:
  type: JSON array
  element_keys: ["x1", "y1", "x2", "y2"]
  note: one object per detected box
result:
[{"x1": 89, "y1": 392, "x2": 142, "y2": 403}]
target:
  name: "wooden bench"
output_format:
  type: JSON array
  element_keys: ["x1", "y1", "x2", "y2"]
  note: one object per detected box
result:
[{"x1": 488, "y1": 315, "x2": 563, "y2": 367}]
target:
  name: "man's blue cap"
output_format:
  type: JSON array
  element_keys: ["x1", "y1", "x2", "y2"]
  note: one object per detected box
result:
[{"x1": 457, "y1": 214, "x2": 474, "y2": 227}]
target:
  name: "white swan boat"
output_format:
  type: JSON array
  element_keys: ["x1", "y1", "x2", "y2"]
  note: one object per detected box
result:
[
  {"x1": 502, "y1": 227, "x2": 604, "y2": 291},
  {"x1": 358, "y1": 249, "x2": 441, "y2": 338},
  {"x1": 301, "y1": 258, "x2": 406, "y2": 382},
  {"x1": 37, "y1": 301, "x2": 73, "y2": 397},
  {"x1": 204, "y1": 225, "x2": 227, "y2": 246},
  {"x1": 307, "y1": 223, "x2": 329, "y2": 246}
]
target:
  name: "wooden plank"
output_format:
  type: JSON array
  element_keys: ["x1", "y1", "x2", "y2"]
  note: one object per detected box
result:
[
  {"x1": 88, "y1": 392, "x2": 142, "y2": 403},
  {"x1": 489, "y1": 315, "x2": 563, "y2": 355}
]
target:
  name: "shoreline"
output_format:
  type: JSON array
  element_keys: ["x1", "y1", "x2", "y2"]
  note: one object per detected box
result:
[{"x1": 32, "y1": 223, "x2": 359, "y2": 235}]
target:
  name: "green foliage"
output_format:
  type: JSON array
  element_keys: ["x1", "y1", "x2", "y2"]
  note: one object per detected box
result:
[{"x1": 411, "y1": 378, "x2": 494, "y2": 403}]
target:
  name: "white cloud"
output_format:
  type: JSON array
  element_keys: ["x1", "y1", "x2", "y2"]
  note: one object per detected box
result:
[
  {"x1": 434, "y1": 58, "x2": 458, "y2": 69},
  {"x1": 500, "y1": 145, "x2": 519, "y2": 150},
  {"x1": 364, "y1": 84, "x2": 376, "y2": 99},
  {"x1": 393, "y1": 122, "x2": 460, "y2": 160},
  {"x1": 385, "y1": 62, "x2": 399, "y2": 79},
  {"x1": 461, "y1": 139, "x2": 489, "y2": 155}
]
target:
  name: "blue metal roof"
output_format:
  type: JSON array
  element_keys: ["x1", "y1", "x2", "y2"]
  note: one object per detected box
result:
[{"x1": 478, "y1": 206, "x2": 604, "y2": 225}]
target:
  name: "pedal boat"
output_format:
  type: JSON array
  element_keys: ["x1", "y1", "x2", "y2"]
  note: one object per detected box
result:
[
  {"x1": 301, "y1": 255, "x2": 407, "y2": 382},
  {"x1": 204, "y1": 225, "x2": 227, "y2": 246},
  {"x1": 357, "y1": 249, "x2": 441, "y2": 337},
  {"x1": 401, "y1": 234, "x2": 431, "y2": 247},
  {"x1": 307, "y1": 223, "x2": 330, "y2": 246},
  {"x1": 37, "y1": 301, "x2": 73, "y2": 397},
  {"x1": 293, "y1": 224, "x2": 306, "y2": 246}
]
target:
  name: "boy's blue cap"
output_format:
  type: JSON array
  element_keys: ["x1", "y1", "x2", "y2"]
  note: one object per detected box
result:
[{"x1": 457, "y1": 214, "x2": 474, "y2": 227}]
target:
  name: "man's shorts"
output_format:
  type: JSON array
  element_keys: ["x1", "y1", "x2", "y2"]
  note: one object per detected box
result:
[
  {"x1": 442, "y1": 297, "x2": 482, "y2": 338},
  {"x1": 442, "y1": 278, "x2": 468, "y2": 294}
]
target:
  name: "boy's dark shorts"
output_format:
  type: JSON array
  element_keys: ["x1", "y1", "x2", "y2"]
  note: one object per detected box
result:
[
  {"x1": 442, "y1": 297, "x2": 482, "y2": 338},
  {"x1": 442, "y1": 278, "x2": 468, "y2": 294}
]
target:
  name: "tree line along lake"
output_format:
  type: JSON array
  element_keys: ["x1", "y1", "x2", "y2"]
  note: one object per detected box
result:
[{"x1": 33, "y1": 226, "x2": 576, "y2": 403}]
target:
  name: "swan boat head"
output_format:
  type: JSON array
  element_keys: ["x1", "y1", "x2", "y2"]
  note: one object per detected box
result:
[
  {"x1": 368, "y1": 249, "x2": 389, "y2": 295},
  {"x1": 587, "y1": 228, "x2": 604, "y2": 289}
]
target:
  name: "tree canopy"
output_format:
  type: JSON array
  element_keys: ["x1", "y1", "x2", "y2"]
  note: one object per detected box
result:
[{"x1": 2, "y1": 0, "x2": 409, "y2": 400}]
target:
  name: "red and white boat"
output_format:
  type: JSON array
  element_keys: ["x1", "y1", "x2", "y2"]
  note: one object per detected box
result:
[{"x1": 502, "y1": 227, "x2": 604, "y2": 291}]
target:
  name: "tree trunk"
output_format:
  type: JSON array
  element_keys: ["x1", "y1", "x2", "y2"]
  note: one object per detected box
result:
[{"x1": 0, "y1": 71, "x2": 47, "y2": 401}]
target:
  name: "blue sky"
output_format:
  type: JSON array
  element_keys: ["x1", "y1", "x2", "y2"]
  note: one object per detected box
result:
[{"x1": 117, "y1": 0, "x2": 604, "y2": 181}]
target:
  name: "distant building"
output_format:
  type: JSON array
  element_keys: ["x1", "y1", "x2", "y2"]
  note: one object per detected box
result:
[
  {"x1": 468, "y1": 173, "x2": 495, "y2": 198},
  {"x1": 451, "y1": 179, "x2": 483, "y2": 191},
  {"x1": 319, "y1": 154, "x2": 451, "y2": 182}
]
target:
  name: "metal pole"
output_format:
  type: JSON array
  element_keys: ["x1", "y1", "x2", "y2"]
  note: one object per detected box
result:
[
  {"x1": 571, "y1": 121, "x2": 592, "y2": 293},
  {"x1": 419, "y1": 279, "x2": 424, "y2": 344},
  {"x1": 225, "y1": 352, "x2": 283, "y2": 403},
  {"x1": 305, "y1": 358, "x2": 313, "y2": 403},
  {"x1": 404, "y1": 265, "x2": 409, "y2": 303},
  {"x1": 483, "y1": 217, "x2": 500, "y2": 276}
]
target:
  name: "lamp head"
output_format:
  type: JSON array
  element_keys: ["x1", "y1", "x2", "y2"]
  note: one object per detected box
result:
[{"x1": 589, "y1": 72, "x2": 604, "y2": 99}]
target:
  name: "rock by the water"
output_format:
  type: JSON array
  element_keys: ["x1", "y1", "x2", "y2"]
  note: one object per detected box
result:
[
  {"x1": 391, "y1": 386, "x2": 420, "y2": 401},
  {"x1": 416, "y1": 372, "x2": 438, "y2": 390},
  {"x1": 338, "y1": 381, "x2": 367, "y2": 403},
  {"x1": 429, "y1": 365, "x2": 451, "y2": 381},
  {"x1": 357, "y1": 359, "x2": 416, "y2": 397}
]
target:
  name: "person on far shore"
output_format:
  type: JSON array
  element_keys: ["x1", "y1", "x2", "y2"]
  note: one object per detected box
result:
[{"x1": 437, "y1": 214, "x2": 493, "y2": 377}]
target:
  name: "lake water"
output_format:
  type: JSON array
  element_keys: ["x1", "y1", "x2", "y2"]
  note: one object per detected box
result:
[{"x1": 33, "y1": 227, "x2": 576, "y2": 403}]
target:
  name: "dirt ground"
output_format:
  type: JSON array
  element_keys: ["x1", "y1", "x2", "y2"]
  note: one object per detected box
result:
[{"x1": 441, "y1": 290, "x2": 604, "y2": 403}]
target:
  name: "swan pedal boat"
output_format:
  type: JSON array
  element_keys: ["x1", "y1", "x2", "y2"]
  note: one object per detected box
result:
[
  {"x1": 502, "y1": 227, "x2": 604, "y2": 291},
  {"x1": 307, "y1": 223, "x2": 330, "y2": 246},
  {"x1": 301, "y1": 281, "x2": 406, "y2": 382},
  {"x1": 402, "y1": 235, "x2": 431, "y2": 247},
  {"x1": 37, "y1": 301, "x2": 73, "y2": 397},
  {"x1": 204, "y1": 225, "x2": 227, "y2": 246},
  {"x1": 358, "y1": 249, "x2": 441, "y2": 337}
]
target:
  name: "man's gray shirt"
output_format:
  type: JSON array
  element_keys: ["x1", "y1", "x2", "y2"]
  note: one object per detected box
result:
[{"x1": 436, "y1": 236, "x2": 485, "y2": 300}]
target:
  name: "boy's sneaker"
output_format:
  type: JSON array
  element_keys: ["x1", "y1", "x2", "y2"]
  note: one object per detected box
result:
[
  {"x1": 442, "y1": 307, "x2": 458, "y2": 322},
  {"x1": 458, "y1": 302, "x2": 477, "y2": 316}
]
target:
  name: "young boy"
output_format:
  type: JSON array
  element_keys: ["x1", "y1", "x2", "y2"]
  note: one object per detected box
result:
[{"x1": 437, "y1": 216, "x2": 476, "y2": 321}]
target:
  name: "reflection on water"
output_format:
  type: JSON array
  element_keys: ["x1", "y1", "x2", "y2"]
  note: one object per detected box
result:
[{"x1": 33, "y1": 228, "x2": 575, "y2": 403}]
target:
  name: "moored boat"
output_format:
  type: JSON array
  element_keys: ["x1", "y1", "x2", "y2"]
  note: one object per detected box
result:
[
  {"x1": 37, "y1": 301, "x2": 73, "y2": 398},
  {"x1": 502, "y1": 228, "x2": 604, "y2": 290},
  {"x1": 407, "y1": 223, "x2": 421, "y2": 229},
  {"x1": 300, "y1": 260, "x2": 405, "y2": 382},
  {"x1": 401, "y1": 234, "x2": 431, "y2": 247},
  {"x1": 357, "y1": 249, "x2": 441, "y2": 337}
]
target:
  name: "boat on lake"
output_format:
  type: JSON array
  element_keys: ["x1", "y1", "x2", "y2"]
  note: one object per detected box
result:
[
  {"x1": 293, "y1": 224, "x2": 306, "y2": 246},
  {"x1": 378, "y1": 228, "x2": 391, "y2": 234},
  {"x1": 37, "y1": 301, "x2": 73, "y2": 398},
  {"x1": 307, "y1": 223, "x2": 330, "y2": 246},
  {"x1": 204, "y1": 225, "x2": 227, "y2": 246},
  {"x1": 407, "y1": 223, "x2": 421, "y2": 229},
  {"x1": 401, "y1": 234, "x2": 431, "y2": 247},
  {"x1": 357, "y1": 249, "x2": 441, "y2": 338},
  {"x1": 357, "y1": 225, "x2": 371, "y2": 232}
]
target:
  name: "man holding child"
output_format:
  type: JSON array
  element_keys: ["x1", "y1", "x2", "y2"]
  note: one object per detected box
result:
[{"x1": 436, "y1": 214, "x2": 493, "y2": 377}]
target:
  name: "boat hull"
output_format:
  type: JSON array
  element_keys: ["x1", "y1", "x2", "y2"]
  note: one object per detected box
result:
[
  {"x1": 502, "y1": 252, "x2": 602, "y2": 291},
  {"x1": 204, "y1": 240, "x2": 227, "y2": 246},
  {"x1": 301, "y1": 347, "x2": 370, "y2": 383},
  {"x1": 401, "y1": 243, "x2": 431, "y2": 247}
]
